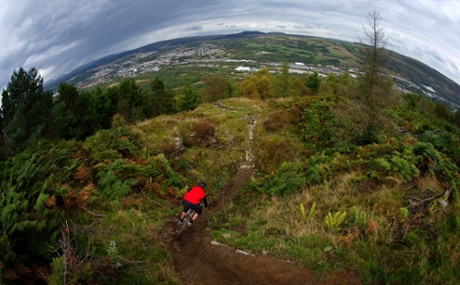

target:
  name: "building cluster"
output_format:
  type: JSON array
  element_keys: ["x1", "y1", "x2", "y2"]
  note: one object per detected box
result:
[{"x1": 72, "y1": 43, "x2": 441, "y2": 106}]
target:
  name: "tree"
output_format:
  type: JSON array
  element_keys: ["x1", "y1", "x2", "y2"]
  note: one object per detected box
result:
[
  {"x1": 145, "y1": 77, "x2": 175, "y2": 117},
  {"x1": 177, "y1": 82, "x2": 198, "y2": 112},
  {"x1": 454, "y1": 111, "x2": 460, "y2": 128},
  {"x1": 305, "y1": 71, "x2": 321, "y2": 94},
  {"x1": 202, "y1": 75, "x2": 231, "y2": 102},
  {"x1": 90, "y1": 87, "x2": 114, "y2": 130},
  {"x1": 434, "y1": 103, "x2": 450, "y2": 121},
  {"x1": 271, "y1": 62, "x2": 305, "y2": 97},
  {"x1": 357, "y1": 10, "x2": 394, "y2": 130},
  {"x1": 271, "y1": 62, "x2": 291, "y2": 97},
  {"x1": 239, "y1": 68, "x2": 272, "y2": 99},
  {"x1": 1, "y1": 67, "x2": 53, "y2": 158},
  {"x1": 359, "y1": 10, "x2": 389, "y2": 92},
  {"x1": 51, "y1": 83, "x2": 80, "y2": 139},
  {"x1": 117, "y1": 78, "x2": 145, "y2": 123}
]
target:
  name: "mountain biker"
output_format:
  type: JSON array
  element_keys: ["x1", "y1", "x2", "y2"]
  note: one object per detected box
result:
[{"x1": 178, "y1": 181, "x2": 208, "y2": 226}]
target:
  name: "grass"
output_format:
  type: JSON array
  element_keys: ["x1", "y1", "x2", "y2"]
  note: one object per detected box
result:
[
  {"x1": 67, "y1": 200, "x2": 180, "y2": 284},
  {"x1": 155, "y1": 94, "x2": 459, "y2": 284},
  {"x1": 134, "y1": 98, "x2": 270, "y2": 192},
  {"x1": 207, "y1": 163, "x2": 459, "y2": 283},
  {"x1": 61, "y1": 93, "x2": 460, "y2": 284}
]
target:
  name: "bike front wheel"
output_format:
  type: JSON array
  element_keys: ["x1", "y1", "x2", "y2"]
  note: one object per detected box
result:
[{"x1": 175, "y1": 216, "x2": 190, "y2": 239}]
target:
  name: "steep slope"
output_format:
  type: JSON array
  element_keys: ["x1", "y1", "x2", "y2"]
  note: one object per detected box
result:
[{"x1": 160, "y1": 105, "x2": 361, "y2": 284}]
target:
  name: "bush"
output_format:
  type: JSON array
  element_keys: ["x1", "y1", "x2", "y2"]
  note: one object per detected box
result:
[
  {"x1": 263, "y1": 111, "x2": 299, "y2": 132},
  {"x1": 254, "y1": 136, "x2": 300, "y2": 173},
  {"x1": 0, "y1": 140, "x2": 78, "y2": 283},
  {"x1": 192, "y1": 119, "x2": 216, "y2": 139},
  {"x1": 253, "y1": 162, "x2": 306, "y2": 196}
]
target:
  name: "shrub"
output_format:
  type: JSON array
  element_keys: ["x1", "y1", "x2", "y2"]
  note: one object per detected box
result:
[
  {"x1": 263, "y1": 111, "x2": 299, "y2": 132},
  {"x1": 192, "y1": 119, "x2": 216, "y2": 139},
  {"x1": 0, "y1": 140, "x2": 78, "y2": 283},
  {"x1": 250, "y1": 162, "x2": 305, "y2": 196},
  {"x1": 183, "y1": 119, "x2": 217, "y2": 147},
  {"x1": 254, "y1": 136, "x2": 300, "y2": 173},
  {"x1": 300, "y1": 97, "x2": 338, "y2": 150}
]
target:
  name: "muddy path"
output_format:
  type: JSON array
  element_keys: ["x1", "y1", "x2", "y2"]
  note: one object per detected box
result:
[{"x1": 160, "y1": 112, "x2": 362, "y2": 285}]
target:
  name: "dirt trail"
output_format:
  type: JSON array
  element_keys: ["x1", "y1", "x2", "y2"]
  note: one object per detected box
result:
[{"x1": 161, "y1": 112, "x2": 362, "y2": 285}]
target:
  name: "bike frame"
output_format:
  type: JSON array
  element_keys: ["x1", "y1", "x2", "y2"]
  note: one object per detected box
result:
[{"x1": 175, "y1": 208, "x2": 196, "y2": 239}]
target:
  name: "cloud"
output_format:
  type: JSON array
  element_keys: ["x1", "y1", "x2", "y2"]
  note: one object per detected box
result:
[
  {"x1": 0, "y1": 0, "x2": 459, "y2": 91},
  {"x1": 188, "y1": 26, "x2": 203, "y2": 31}
]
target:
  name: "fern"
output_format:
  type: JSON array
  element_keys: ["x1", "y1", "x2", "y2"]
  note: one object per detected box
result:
[
  {"x1": 300, "y1": 202, "x2": 316, "y2": 220},
  {"x1": 390, "y1": 155, "x2": 419, "y2": 180},
  {"x1": 300, "y1": 203, "x2": 306, "y2": 219},
  {"x1": 324, "y1": 211, "x2": 347, "y2": 231},
  {"x1": 349, "y1": 206, "x2": 368, "y2": 232},
  {"x1": 263, "y1": 162, "x2": 305, "y2": 196},
  {"x1": 400, "y1": 207, "x2": 409, "y2": 218}
]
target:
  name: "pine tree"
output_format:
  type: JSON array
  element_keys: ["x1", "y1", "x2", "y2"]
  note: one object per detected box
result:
[
  {"x1": 305, "y1": 71, "x2": 321, "y2": 94},
  {"x1": 146, "y1": 77, "x2": 175, "y2": 117},
  {"x1": 117, "y1": 78, "x2": 145, "y2": 123},
  {"x1": 357, "y1": 11, "x2": 394, "y2": 132},
  {"x1": 0, "y1": 67, "x2": 53, "y2": 158},
  {"x1": 177, "y1": 82, "x2": 198, "y2": 112}
]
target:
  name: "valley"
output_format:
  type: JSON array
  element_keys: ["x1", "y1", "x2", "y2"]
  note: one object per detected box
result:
[{"x1": 52, "y1": 32, "x2": 460, "y2": 108}]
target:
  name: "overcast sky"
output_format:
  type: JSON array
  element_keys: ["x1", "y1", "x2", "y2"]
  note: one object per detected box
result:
[{"x1": 1, "y1": 0, "x2": 459, "y2": 90}]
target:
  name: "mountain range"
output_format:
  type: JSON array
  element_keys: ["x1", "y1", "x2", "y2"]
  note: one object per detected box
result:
[{"x1": 46, "y1": 31, "x2": 460, "y2": 108}]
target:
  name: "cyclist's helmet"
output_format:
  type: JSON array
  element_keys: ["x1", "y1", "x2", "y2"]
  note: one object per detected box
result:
[{"x1": 198, "y1": 181, "x2": 207, "y2": 188}]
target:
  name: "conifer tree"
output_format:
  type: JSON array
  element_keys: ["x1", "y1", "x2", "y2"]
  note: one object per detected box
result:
[
  {"x1": 305, "y1": 71, "x2": 321, "y2": 94},
  {"x1": 117, "y1": 78, "x2": 145, "y2": 123},
  {"x1": 357, "y1": 11, "x2": 394, "y2": 132},
  {"x1": 177, "y1": 82, "x2": 198, "y2": 112},
  {"x1": 0, "y1": 67, "x2": 53, "y2": 158},
  {"x1": 51, "y1": 82, "x2": 80, "y2": 139},
  {"x1": 359, "y1": 10, "x2": 389, "y2": 99},
  {"x1": 146, "y1": 77, "x2": 175, "y2": 117}
]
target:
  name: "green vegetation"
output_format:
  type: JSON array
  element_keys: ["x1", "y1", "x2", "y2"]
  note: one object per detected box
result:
[
  {"x1": 209, "y1": 82, "x2": 460, "y2": 284},
  {"x1": 65, "y1": 32, "x2": 460, "y2": 108},
  {"x1": 1, "y1": 35, "x2": 460, "y2": 284}
]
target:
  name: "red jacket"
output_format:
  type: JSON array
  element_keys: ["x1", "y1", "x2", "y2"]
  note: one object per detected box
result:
[{"x1": 184, "y1": 186, "x2": 207, "y2": 206}]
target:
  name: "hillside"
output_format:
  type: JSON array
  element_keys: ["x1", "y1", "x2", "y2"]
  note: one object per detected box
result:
[
  {"x1": 136, "y1": 96, "x2": 460, "y2": 284},
  {"x1": 2, "y1": 85, "x2": 460, "y2": 284},
  {"x1": 2, "y1": 31, "x2": 460, "y2": 284},
  {"x1": 47, "y1": 31, "x2": 460, "y2": 107}
]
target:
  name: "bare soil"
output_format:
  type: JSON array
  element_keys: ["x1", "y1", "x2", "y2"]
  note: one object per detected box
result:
[{"x1": 161, "y1": 168, "x2": 362, "y2": 285}]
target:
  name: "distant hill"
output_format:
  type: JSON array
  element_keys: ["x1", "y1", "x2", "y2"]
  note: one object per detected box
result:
[{"x1": 46, "y1": 31, "x2": 460, "y2": 107}]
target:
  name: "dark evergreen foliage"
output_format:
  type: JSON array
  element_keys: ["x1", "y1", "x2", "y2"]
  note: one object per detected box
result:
[
  {"x1": 305, "y1": 71, "x2": 321, "y2": 94},
  {"x1": 0, "y1": 71, "x2": 178, "y2": 161},
  {"x1": 177, "y1": 82, "x2": 198, "y2": 111},
  {"x1": 1, "y1": 67, "x2": 53, "y2": 158},
  {"x1": 0, "y1": 140, "x2": 76, "y2": 283},
  {"x1": 147, "y1": 77, "x2": 175, "y2": 116}
]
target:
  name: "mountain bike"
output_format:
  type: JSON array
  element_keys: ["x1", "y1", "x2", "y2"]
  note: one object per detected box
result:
[{"x1": 175, "y1": 203, "x2": 204, "y2": 239}]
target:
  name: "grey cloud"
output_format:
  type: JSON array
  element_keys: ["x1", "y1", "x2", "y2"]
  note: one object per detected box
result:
[
  {"x1": 1, "y1": 0, "x2": 459, "y2": 89},
  {"x1": 188, "y1": 26, "x2": 203, "y2": 31}
]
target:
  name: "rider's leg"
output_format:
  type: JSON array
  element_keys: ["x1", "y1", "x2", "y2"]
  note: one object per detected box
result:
[
  {"x1": 178, "y1": 211, "x2": 187, "y2": 224},
  {"x1": 192, "y1": 212, "x2": 199, "y2": 221}
]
